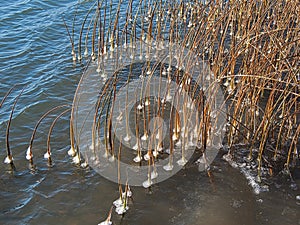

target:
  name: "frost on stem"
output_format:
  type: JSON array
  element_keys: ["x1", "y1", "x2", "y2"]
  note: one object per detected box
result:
[
  {"x1": 68, "y1": 146, "x2": 76, "y2": 157},
  {"x1": 26, "y1": 146, "x2": 32, "y2": 160},
  {"x1": 4, "y1": 155, "x2": 13, "y2": 164}
]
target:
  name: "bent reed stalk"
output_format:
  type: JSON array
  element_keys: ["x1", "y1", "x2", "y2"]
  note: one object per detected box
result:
[{"x1": 3, "y1": 86, "x2": 27, "y2": 169}]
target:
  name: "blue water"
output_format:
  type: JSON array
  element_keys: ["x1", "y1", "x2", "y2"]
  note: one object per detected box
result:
[{"x1": 0, "y1": 1, "x2": 299, "y2": 225}]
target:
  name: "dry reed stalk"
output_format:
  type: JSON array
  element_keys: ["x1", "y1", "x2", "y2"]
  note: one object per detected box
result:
[
  {"x1": 4, "y1": 86, "x2": 26, "y2": 169},
  {"x1": 45, "y1": 108, "x2": 71, "y2": 166}
]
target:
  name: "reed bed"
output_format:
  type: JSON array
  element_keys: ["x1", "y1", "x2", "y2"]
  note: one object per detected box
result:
[
  {"x1": 69, "y1": 0, "x2": 299, "y2": 183},
  {"x1": 0, "y1": 0, "x2": 299, "y2": 221},
  {"x1": 0, "y1": 0, "x2": 298, "y2": 223}
]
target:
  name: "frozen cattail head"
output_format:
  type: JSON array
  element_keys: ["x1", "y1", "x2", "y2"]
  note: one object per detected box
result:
[
  {"x1": 124, "y1": 134, "x2": 131, "y2": 142},
  {"x1": 91, "y1": 53, "x2": 96, "y2": 61},
  {"x1": 115, "y1": 205, "x2": 129, "y2": 215},
  {"x1": 132, "y1": 142, "x2": 139, "y2": 151},
  {"x1": 172, "y1": 132, "x2": 179, "y2": 141},
  {"x1": 144, "y1": 97, "x2": 150, "y2": 106},
  {"x1": 142, "y1": 177, "x2": 153, "y2": 188},
  {"x1": 123, "y1": 185, "x2": 132, "y2": 198},
  {"x1": 141, "y1": 132, "x2": 148, "y2": 141},
  {"x1": 84, "y1": 48, "x2": 88, "y2": 57},
  {"x1": 153, "y1": 149, "x2": 159, "y2": 157},
  {"x1": 114, "y1": 195, "x2": 129, "y2": 215},
  {"x1": 137, "y1": 104, "x2": 144, "y2": 110},
  {"x1": 26, "y1": 146, "x2": 32, "y2": 160},
  {"x1": 177, "y1": 157, "x2": 187, "y2": 166},
  {"x1": 98, "y1": 220, "x2": 112, "y2": 225},
  {"x1": 156, "y1": 143, "x2": 163, "y2": 152},
  {"x1": 4, "y1": 155, "x2": 13, "y2": 164},
  {"x1": 163, "y1": 162, "x2": 173, "y2": 171},
  {"x1": 43, "y1": 152, "x2": 51, "y2": 159},
  {"x1": 223, "y1": 79, "x2": 230, "y2": 87},
  {"x1": 113, "y1": 197, "x2": 123, "y2": 208},
  {"x1": 72, "y1": 53, "x2": 77, "y2": 62},
  {"x1": 227, "y1": 86, "x2": 233, "y2": 95},
  {"x1": 81, "y1": 161, "x2": 88, "y2": 168},
  {"x1": 72, "y1": 154, "x2": 80, "y2": 164},
  {"x1": 166, "y1": 93, "x2": 172, "y2": 101},
  {"x1": 133, "y1": 152, "x2": 143, "y2": 162},
  {"x1": 68, "y1": 146, "x2": 76, "y2": 156},
  {"x1": 151, "y1": 170, "x2": 158, "y2": 180},
  {"x1": 98, "y1": 206, "x2": 113, "y2": 225},
  {"x1": 109, "y1": 155, "x2": 115, "y2": 162},
  {"x1": 143, "y1": 152, "x2": 151, "y2": 161}
]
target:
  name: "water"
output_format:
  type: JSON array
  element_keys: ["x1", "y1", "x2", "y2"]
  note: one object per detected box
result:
[{"x1": 0, "y1": 1, "x2": 299, "y2": 224}]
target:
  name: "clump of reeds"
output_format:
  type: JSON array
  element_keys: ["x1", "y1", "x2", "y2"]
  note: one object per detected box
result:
[
  {"x1": 0, "y1": 0, "x2": 298, "y2": 224},
  {"x1": 203, "y1": 0, "x2": 300, "y2": 179},
  {"x1": 71, "y1": 20, "x2": 214, "y2": 225},
  {"x1": 0, "y1": 84, "x2": 75, "y2": 170},
  {"x1": 26, "y1": 104, "x2": 70, "y2": 167},
  {"x1": 0, "y1": 0, "x2": 296, "y2": 194},
  {"x1": 69, "y1": 0, "x2": 299, "y2": 189}
]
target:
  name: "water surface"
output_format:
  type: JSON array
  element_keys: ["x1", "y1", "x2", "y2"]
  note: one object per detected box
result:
[{"x1": 0, "y1": 1, "x2": 299, "y2": 225}]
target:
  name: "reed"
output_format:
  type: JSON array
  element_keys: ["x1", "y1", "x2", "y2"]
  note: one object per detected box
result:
[
  {"x1": 45, "y1": 108, "x2": 71, "y2": 166},
  {"x1": 3, "y1": 86, "x2": 26, "y2": 169}
]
